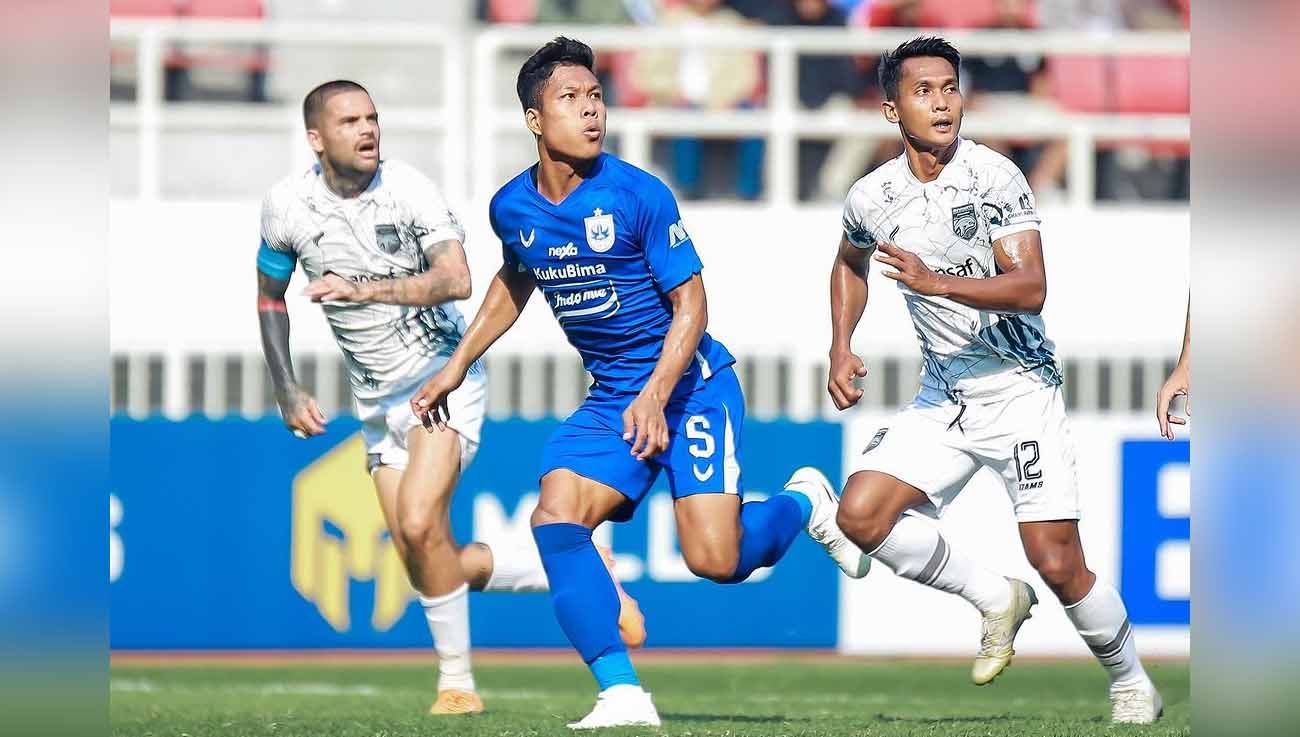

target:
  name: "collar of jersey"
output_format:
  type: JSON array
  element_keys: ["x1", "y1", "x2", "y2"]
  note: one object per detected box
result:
[
  {"x1": 901, "y1": 137, "x2": 967, "y2": 187},
  {"x1": 525, "y1": 152, "x2": 608, "y2": 208},
  {"x1": 310, "y1": 160, "x2": 385, "y2": 207}
]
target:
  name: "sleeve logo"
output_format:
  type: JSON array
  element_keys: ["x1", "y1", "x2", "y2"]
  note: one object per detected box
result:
[{"x1": 668, "y1": 219, "x2": 691, "y2": 248}]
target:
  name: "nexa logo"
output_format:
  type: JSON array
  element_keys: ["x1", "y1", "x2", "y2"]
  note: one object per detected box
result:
[
  {"x1": 668, "y1": 219, "x2": 691, "y2": 248},
  {"x1": 933, "y1": 257, "x2": 979, "y2": 278},
  {"x1": 290, "y1": 434, "x2": 412, "y2": 633},
  {"x1": 548, "y1": 242, "x2": 579, "y2": 259}
]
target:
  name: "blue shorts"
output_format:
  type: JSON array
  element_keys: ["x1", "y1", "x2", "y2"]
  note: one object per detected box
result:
[{"x1": 539, "y1": 366, "x2": 745, "y2": 522}]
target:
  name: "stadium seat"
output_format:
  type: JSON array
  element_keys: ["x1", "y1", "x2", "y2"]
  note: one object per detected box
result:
[
  {"x1": 918, "y1": 0, "x2": 1000, "y2": 28},
  {"x1": 1112, "y1": 56, "x2": 1189, "y2": 114},
  {"x1": 175, "y1": 0, "x2": 269, "y2": 74},
  {"x1": 111, "y1": 0, "x2": 179, "y2": 16},
  {"x1": 1049, "y1": 55, "x2": 1109, "y2": 113},
  {"x1": 185, "y1": 0, "x2": 264, "y2": 22},
  {"x1": 488, "y1": 0, "x2": 538, "y2": 23}
]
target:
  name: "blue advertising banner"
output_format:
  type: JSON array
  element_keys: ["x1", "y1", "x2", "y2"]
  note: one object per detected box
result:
[
  {"x1": 110, "y1": 417, "x2": 842, "y2": 649},
  {"x1": 1120, "y1": 439, "x2": 1191, "y2": 627}
]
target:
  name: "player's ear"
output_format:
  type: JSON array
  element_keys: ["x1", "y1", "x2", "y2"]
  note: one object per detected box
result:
[
  {"x1": 306, "y1": 128, "x2": 325, "y2": 156},
  {"x1": 524, "y1": 107, "x2": 543, "y2": 137},
  {"x1": 881, "y1": 99, "x2": 899, "y2": 125}
]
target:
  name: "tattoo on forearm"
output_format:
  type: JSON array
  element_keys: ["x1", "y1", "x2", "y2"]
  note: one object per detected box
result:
[{"x1": 257, "y1": 272, "x2": 297, "y2": 400}]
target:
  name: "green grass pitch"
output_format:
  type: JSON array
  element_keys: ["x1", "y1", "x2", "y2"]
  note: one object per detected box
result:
[{"x1": 111, "y1": 655, "x2": 1188, "y2": 736}]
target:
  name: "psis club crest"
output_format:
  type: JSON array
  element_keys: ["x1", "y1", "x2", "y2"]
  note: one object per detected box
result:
[
  {"x1": 951, "y1": 204, "x2": 978, "y2": 240},
  {"x1": 585, "y1": 208, "x2": 616, "y2": 253}
]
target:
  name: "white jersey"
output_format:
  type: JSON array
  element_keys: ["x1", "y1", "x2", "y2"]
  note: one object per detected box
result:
[
  {"x1": 259, "y1": 159, "x2": 482, "y2": 401},
  {"x1": 842, "y1": 138, "x2": 1061, "y2": 403}
]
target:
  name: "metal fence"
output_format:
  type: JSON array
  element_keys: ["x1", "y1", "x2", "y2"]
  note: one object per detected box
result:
[{"x1": 111, "y1": 351, "x2": 1177, "y2": 421}]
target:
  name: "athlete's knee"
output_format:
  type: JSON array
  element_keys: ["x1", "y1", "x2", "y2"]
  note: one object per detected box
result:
[
  {"x1": 530, "y1": 496, "x2": 582, "y2": 527},
  {"x1": 531, "y1": 471, "x2": 593, "y2": 527},
  {"x1": 1027, "y1": 545, "x2": 1085, "y2": 590},
  {"x1": 836, "y1": 491, "x2": 896, "y2": 551},
  {"x1": 397, "y1": 512, "x2": 450, "y2": 553},
  {"x1": 682, "y1": 547, "x2": 739, "y2": 583}
]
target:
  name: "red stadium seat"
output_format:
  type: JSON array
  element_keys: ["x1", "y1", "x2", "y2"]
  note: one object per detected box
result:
[
  {"x1": 184, "y1": 0, "x2": 263, "y2": 19},
  {"x1": 919, "y1": 0, "x2": 1000, "y2": 28},
  {"x1": 1112, "y1": 56, "x2": 1189, "y2": 114},
  {"x1": 174, "y1": 0, "x2": 268, "y2": 73},
  {"x1": 488, "y1": 0, "x2": 538, "y2": 23},
  {"x1": 110, "y1": 0, "x2": 179, "y2": 16},
  {"x1": 1049, "y1": 55, "x2": 1109, "y2": 113}
]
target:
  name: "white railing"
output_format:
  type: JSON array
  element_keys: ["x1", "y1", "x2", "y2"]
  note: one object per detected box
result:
[
  {"x1": 110, "y1": 20, "x2": 1189, "y2": 207},
  {"x1": 112, "y1": 350, "x2": 1177, "y2": 422}
]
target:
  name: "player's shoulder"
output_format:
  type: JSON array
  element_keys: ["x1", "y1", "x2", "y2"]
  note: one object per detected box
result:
[
  {"x1": 262, "y1": 165, "x2": 315, "y2": 207},
  {"x1": 844, "y1": 154, "x2": 909, "y2": 211},
  {"x1": 261, "y1": 165, "x2": 319, "y2": 229},
  {"x1": 960, "y1": 139, "x2": 1026, "y2": 181},
  {"x1": 376, "y1": 158, "x2": 437, "y2": 192},
  {"x1": 489, "y1": 167, "x2": 533, "y2": 219},
  {"x1": 600, "y1": 153, "x2": 674, "y2": 200}
]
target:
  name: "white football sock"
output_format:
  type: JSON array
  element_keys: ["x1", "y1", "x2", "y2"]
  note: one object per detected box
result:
[
  {"x1": 419, "y1": 583, "x2": 475, "y2": 692},
  {"x1": 482, "y1": 541, "x2": 550, "y2": 593},
  {"x1": 1064, "y1": 580, "x2": 1149, "y2": 690},
  {"x1": 870, "y1": 513, "x2": 1012, "y2": 614}
]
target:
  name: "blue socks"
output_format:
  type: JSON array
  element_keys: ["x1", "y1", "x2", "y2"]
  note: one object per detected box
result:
[
  {"x1": 723, "y1": 492, "x2": 811, "y2": 584},
  {"x1": 532, "y1": 523, "x2": 640, "y2": 690}
]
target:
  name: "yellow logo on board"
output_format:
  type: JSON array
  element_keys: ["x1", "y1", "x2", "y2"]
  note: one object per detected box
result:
[{"x1": 289, "y1": 433, "x2": 412, "y2": 632}]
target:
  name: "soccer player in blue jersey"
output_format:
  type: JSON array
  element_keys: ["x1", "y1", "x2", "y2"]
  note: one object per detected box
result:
[{"x1": 410, "y1": 37, "x2": 869, "y2": 729}]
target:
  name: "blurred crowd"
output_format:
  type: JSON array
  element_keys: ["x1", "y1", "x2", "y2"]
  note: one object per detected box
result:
[
  {"x1": 110, "y1": 0, "x2": 1190, "y2": 203},
  {"x1": 480, "y1": 0, "x2": 1191, "y2": 203}
]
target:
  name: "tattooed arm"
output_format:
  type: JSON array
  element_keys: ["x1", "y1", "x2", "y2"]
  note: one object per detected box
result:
[
  {"x1": 258, "y1": 271, "x2": 327, "y2": 437},
  {"x1": 302, "y1": 239, "x2": 471, "y2": 306}
]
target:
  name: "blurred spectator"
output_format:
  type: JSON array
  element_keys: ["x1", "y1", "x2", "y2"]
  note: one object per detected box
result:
[
  {"x1": 960, "y1": 0, "x2": 1068, "y2": 199},
  {"x1": 784, "y1": 0, "x2": 870, "y2": 201},
  {"x1": 816, "y1": 0, "x2": 925, "y2": 198},
  {"x1": 1038, "y1": 0, "x2": 1190, "y2": 201},
  {"x1": 1037, "y1": 0, "x2": 1185, "y2": 30},
  {"x1": 634, "y1": 0, "x2": 765, "y2": 199}
]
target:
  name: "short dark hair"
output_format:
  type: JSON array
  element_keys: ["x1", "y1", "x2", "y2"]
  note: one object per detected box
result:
[
  {"x1": 877, "y1": 36, "x2": 961, "y2": 101},
  {"x1": 516, "y1": 36, "x2": 596, "y2": 112},
  {"x1": 303, "y1": 80, "x2": 370, "y2": 127}
]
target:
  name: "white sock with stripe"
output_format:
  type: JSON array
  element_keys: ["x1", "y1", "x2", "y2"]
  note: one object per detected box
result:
[
  {"x1": 870, "y1": 513, "x2": 1012, "y2": 614},
  {"x1": 1064, "y1": 580, "x2": 1149, "y2": 690},
  {"x1": 482, "y1": 541, "x2": 550, "y2": 593},
  {"x1": 419, "y1": 583, "x2": 475, "y2": 692}
]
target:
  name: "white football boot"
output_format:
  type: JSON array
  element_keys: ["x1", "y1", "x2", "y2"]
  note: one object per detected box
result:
[
  {"x1": 567, "y1": 684, "x2": 661, "y2": 730},
  {"x1": 1110, "y1": 680, "x2": 1164, "y2": 724},
  {"x1": 783, "y1": 467, "x2": 872, "y2": 578},
  {"x1": 971, "y1": 578, "x2": 1038, "y2": 685}
]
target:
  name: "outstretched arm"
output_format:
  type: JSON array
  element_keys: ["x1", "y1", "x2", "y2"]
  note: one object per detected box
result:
[
  {"x1": 623, "y1": 274, "x2": 708, "y2": 460},
  {"x1": 1156, "y1": 297, "x2": 1190, "y2": 439},
  {"x1": 829, "y1": 235, "x2": 872, "y2": 410},
  {"x1": 410, "y1": 264, "x2": 535, "y2": 429},
  {"x1": 302, "y1": 239, "x2": 472, "y2": 306},
  {"x1": 258, "y1": 271, "x2": 326, "y2": 436},
  {"x1": 873, "y1": 229, "x2": 1047, "y2": 315}
]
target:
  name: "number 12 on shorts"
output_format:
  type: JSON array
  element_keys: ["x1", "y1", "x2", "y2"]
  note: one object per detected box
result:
[{"x1": 1013, "y1": 440, "x2": 1042, "y2": 483}]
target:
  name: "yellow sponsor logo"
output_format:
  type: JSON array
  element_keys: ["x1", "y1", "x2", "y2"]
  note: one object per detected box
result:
[{"x1": 289, "y1": 433, "x2": 413, "y2": 632}]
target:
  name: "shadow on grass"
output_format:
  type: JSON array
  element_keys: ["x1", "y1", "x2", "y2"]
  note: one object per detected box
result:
[
  {"x1": 873, "y1": 713, "x2": 1022, "y2": 725},
  {"x1": 661, "y1": 713, "x2": 800, "y2": 724}
]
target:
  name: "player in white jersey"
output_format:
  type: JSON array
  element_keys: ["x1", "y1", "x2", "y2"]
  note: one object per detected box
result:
[
  {"x1": 255, "y1": 80, "x2": 644, "y2": 716},
  {"x1": 824, "y1": 39, "x2": 1162, "y2": 723}
]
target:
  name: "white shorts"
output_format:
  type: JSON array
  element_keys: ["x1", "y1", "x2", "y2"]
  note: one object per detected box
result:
[
  {"x1": 850, "y1": 385, "x2": 1080, "y2": 522},
  {"x1": 357, "y1": 375, "x2": 486, "y2": 474}
]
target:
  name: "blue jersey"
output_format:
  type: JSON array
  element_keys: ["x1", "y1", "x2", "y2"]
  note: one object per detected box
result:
[{"x1": 489, "y1": 153, "x2": 735, "y2": 396}]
